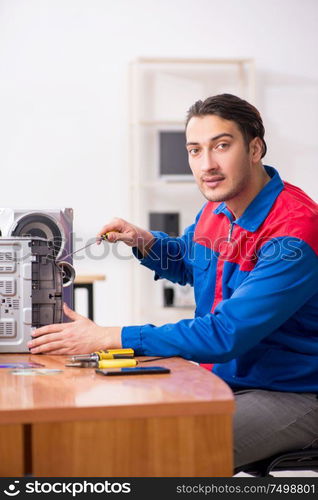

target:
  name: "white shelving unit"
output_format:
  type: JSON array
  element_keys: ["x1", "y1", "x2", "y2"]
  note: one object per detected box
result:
[{"x1": 129, "y1": 57, "x2": 255, "y2": 325}]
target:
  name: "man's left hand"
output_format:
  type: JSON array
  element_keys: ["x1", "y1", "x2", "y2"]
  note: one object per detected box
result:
[{"x1": 27, "y1": 303, "x2": 122, "y2": 355}]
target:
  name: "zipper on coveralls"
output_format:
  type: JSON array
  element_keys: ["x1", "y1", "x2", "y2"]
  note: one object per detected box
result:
[{"x1": 227, "y1": 221, "x2": 234, "y2": 242}]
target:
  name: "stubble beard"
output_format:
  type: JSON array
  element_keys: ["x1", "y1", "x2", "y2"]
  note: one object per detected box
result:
[{"x1": 198, "y1": 175, "x2": 250, "y2": 203}]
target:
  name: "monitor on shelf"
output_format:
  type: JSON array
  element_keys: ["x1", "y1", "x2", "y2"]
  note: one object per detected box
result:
[
  {"x1": 149, "y1": 212, "x2": 180, "y2": 237},
  {"x1": 158, "y1": 131, "x2": 193, "y2": 181}
]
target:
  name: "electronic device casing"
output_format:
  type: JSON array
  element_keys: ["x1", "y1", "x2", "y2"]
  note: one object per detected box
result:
[{"x1": 0, "y1": 208, "x2": 74, "y2": 353}]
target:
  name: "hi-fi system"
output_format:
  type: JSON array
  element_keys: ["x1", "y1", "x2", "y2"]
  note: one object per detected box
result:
[{"x1": 0, "y1": 208, "x2": 75, "y2": 352}]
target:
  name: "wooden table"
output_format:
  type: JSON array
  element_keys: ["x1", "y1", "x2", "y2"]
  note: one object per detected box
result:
[{"x1": 0, "y1": 354, "x2": 234, "y2": 477}]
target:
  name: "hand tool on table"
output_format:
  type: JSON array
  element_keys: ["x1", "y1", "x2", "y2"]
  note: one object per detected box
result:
[
  {"x1": 67, "y1": 349, "x2": 176, "y2": 366},
  {"x1": 65, "y1": 358, "x2": 138, "y2": 369},
  {"x1": 68, "y1": 348, "x2": 135, "y2": 363}
]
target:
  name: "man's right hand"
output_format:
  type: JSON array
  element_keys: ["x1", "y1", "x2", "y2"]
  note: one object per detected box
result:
[{"x1": 97, "y1": 217, "x2": 155, "y2": 257}]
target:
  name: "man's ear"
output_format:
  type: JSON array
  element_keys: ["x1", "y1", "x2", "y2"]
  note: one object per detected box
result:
[{"x1": 249, "y1": 137, "x2": 263, "y2": 162}]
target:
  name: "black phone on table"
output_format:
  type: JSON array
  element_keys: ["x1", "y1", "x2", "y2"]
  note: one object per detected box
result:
[{"x1": 95, "y1": 366, "x2": 170, "y2": 376}]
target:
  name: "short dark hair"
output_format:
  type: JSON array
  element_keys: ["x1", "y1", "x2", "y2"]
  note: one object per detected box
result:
[{"x1": 186, "y1": 93, "x2": 267, "y2": 158}]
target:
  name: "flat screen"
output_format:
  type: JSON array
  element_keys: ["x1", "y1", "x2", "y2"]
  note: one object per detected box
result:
[{"x1": 159, "y1": 131, "x2": 191, "y2": 177}]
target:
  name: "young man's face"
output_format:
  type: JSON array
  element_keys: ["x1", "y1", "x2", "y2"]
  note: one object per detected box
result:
[{"x1": 186, "y1": 114, "x2": 256, "y2": 204}]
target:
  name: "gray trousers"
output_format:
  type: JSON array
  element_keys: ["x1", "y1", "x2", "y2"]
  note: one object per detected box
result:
[{"x1": 233, "y1": 389, "x2": 318, "y2": 468}]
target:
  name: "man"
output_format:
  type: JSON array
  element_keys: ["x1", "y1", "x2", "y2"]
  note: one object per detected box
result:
[{"x1": 28, "y1": 94, "x2": 318, "y2": 469}]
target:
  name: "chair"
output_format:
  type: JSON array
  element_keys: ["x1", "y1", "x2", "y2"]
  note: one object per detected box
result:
[{"x1": 235, "y1": 448, "x2": 318, "y2": 477}]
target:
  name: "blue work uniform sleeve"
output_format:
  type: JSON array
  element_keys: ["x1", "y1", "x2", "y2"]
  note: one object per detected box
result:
[{"x1": 122, "y1": 237, "x2": 318, "y2": 363}]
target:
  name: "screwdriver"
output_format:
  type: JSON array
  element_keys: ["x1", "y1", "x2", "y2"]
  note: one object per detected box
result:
[
  {"x1": 68, "y1": 348, "x2": 135, "y2": 363},
  {"x1": 65, "y1": 358, "x2": 138, "y2": 369},
  {"x1": 61, "y1": 234, "x2": 109, "y2": 261}
]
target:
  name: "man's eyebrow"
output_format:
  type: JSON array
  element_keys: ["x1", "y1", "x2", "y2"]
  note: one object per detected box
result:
[{"x1": 186, "y1": 133, "x2": 234, "y2": 146}]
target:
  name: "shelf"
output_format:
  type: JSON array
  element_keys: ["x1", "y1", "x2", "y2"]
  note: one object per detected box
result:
[
  {"x1": 130, "y1": 120, "x2": 185, "y2": 126},
  {"x1": 135, "y1": 57, "x2": 254, "y2": 65},
  {"x1": 162, "y1": 306, "x2": 195, "y2": 311},
  {"x1": 130, "y1": 179, "x2": 195, "y2": 188},
  {"x1": 74, "y1": 274, "x2": 106, "y2": 284}
]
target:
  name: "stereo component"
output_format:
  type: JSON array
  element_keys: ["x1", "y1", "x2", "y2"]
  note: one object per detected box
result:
[
  {"x1": 0, "y1": 237, "x2": 75, "y2": 352},
  {"x1": 0, "y1": 208, "x2": 74, "y2": 311}
]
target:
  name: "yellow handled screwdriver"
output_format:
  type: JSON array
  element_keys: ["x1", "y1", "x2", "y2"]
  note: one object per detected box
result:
[
  {"x1": 68, "y1": 349, "x2": 135, "y2": 363},
  {"x1": 65, "y1": 358, "x2": 138, "y2": 369}
]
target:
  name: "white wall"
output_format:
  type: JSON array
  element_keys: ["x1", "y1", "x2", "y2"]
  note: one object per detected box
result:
[{"x1": 0, "y1": 0, "x2": 317, "y2": 326}]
